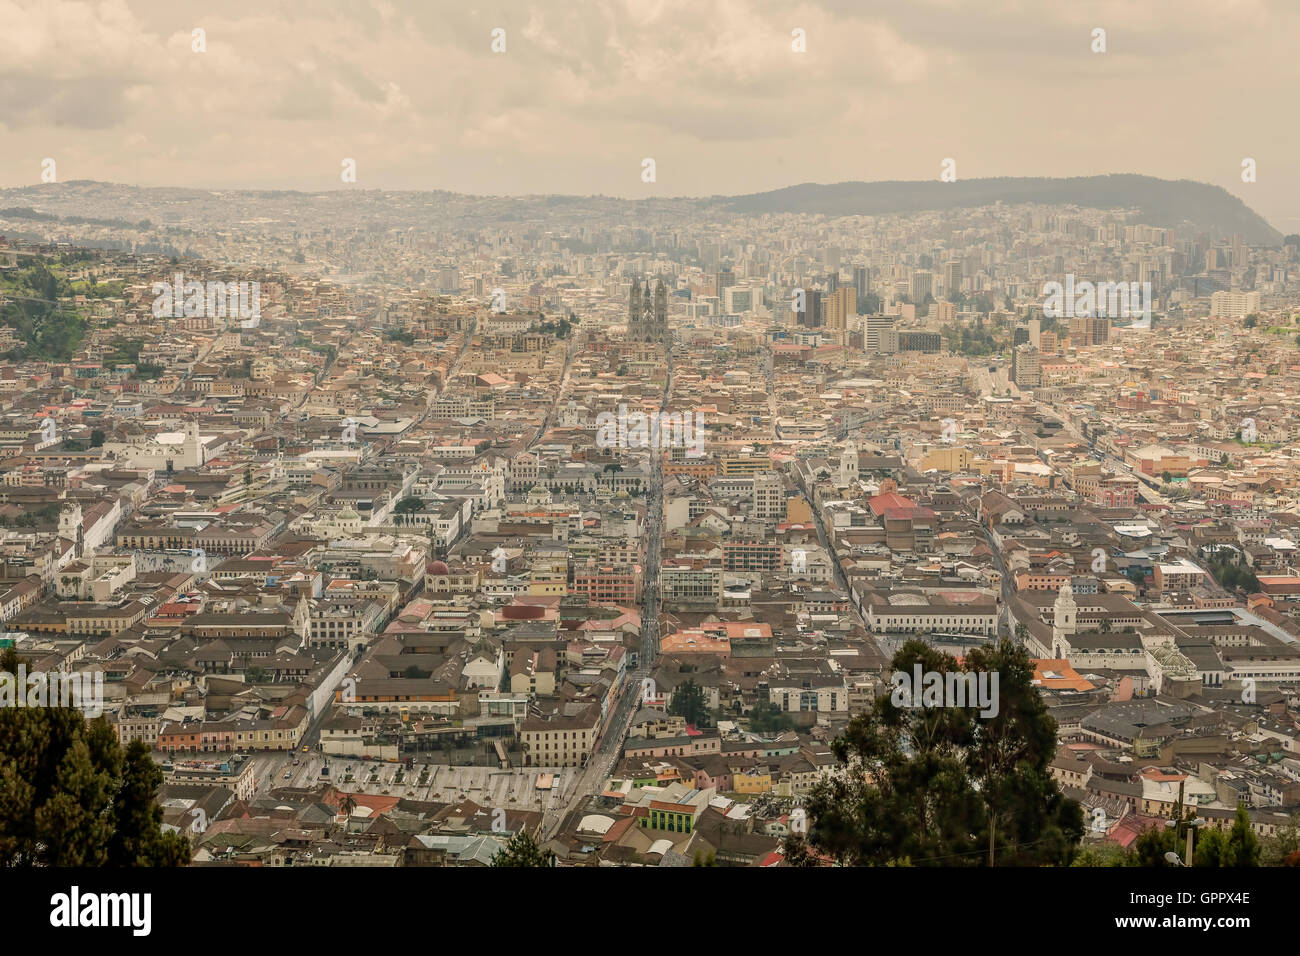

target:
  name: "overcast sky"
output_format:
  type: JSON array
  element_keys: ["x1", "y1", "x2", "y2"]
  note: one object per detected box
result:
[{"x1": 2, "y1": 0, "x2": 1297, "y2": 229}]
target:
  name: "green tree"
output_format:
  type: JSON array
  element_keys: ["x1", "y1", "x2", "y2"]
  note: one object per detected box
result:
[
  {"x1": 1261, "y1": 812, "x2": 1300, "y2": 865},
  {"x1": 1225, "y1": 804, "x2": 1261, "y2": 866},
  {"x1": 491, "y1": 830, "x2": 555, "y2": 867},
  {"x1": 1070, "y1": 843, "x2": 1133, "y2": 867},
  {"x1": 669, "y1": 678, "x2": 713, "y2": 728},
  {"x1": 962, "y1": 639, "x2": 1083, "y2": 865},
  {"x1": 785, "y1": 640, "x2": 1080, "y2": 867},
  {"x1": 748, "y1": 701, "x2": 795, "y2": 735},
  {"x1": 1193, "y1": 826, "x2": 1227, "y2": 866},
  {"x1": 0, "y1": 648, "x2": 190, "y2": 867},
  {"x1": 1133, "y1": 819, "x2": 1184, "y2": 866},
  {"x1": 1130, "y1": 807, "x2": 1259, "y2": 867}
]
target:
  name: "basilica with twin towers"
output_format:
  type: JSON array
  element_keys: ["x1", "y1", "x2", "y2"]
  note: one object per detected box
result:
[{"x1": 627, "y1": 277, "x2": 669, "y2": 344}]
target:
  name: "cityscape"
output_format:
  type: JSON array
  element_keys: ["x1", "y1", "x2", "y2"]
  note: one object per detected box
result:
[{"x1": 0, "y1": 0, "x2": 1294, "y2": 933}]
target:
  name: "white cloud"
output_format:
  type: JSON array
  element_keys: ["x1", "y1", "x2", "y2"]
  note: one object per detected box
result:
[{"x1": 0, "y1": 0, "x2": 1293, "y2": 225}]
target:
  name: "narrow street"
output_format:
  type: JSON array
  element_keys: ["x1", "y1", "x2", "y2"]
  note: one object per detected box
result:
[{"x1": 541, "y1": 342, "x2": 671, "y2": 841}]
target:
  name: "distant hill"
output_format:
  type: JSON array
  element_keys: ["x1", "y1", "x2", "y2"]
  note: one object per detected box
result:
[
  {"x1": 718, "y1": 175, "x2": 1281, "y2": 245},
  {"x1": 0, "y1": 175, "x2": 1281, "y2": 246}
]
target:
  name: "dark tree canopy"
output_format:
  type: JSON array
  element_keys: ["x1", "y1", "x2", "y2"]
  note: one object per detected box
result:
[
  {"x1": 0, "y1": 647, "x2": 191, "y2": 867},
  {"x1": 785, "y1": 638, "x2": 1083, "y2": 867},
  {"x1": 490, "y1": 830, "x2": 555, "y2": 867},
  {"x1": 668, "y1": 678, "x2": 713, "y2": 729}
]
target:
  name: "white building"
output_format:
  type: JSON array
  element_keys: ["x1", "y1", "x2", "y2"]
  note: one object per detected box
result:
[{"x1": 1209, "y1": 290, "x2": 1261, "y2": 318}]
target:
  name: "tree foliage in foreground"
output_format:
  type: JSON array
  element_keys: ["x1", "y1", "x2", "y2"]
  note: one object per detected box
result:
[
  {"x1": 1126, "y1": 805, "x2": 1261, "y2": 867},
  {"x1": 0, "y1": 648, "x2": 191, "y2": 866},
  {"x1": 784, "y1": 638, "x2": 1083, "y2": 866},
  {"x1": 490, "y1": 830, "x2": 555, "y2": 867}
]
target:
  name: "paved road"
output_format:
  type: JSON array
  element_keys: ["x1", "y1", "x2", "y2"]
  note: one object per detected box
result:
[
  {"x1": 540, "y1": 343, "x2": 671, "y2": 841},
  {"x1": 530, "y1": 331, "x2": 579, "y2": 449}
]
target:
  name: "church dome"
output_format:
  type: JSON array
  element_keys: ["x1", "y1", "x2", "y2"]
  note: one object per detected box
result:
[{"x1": 428, "y1": 560, "x2": 450, "y2": 575}]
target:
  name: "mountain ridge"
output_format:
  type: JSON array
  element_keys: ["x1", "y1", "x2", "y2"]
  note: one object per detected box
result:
[
  {"x1": 716, "y1": 174, "x2": 1280, "y2": 245},
  {"x1": 0, "y1": 174, "x2": 1281, "y2": 245}
]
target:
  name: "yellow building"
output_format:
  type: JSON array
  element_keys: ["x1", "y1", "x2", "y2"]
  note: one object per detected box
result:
[
  {"x1": 785, "y1": 496, "x2": 812, "y2": 523},
  {"x1": 718, "y1": 456, "x2": 772, "y2": 477},
  {"x1": 733, "y1": 769, "x2": 774, "y2": 794},
  {"x1": 919, "y1": 446, "x2": 972, "y2": 473}
]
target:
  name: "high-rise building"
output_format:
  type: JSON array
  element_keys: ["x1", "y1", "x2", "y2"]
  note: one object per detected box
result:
[
  {"x1": 699, "y1": 242, "x2": 720, "y2": 271},
  {"x1": 853, "y1": 266, "x2": 870, "y2": 303},
  {"x1": 715, "y1": 268, "x2": 736, "y2": 301},
  {"x1": 911, "y1": 270, "x2": 933, "y2": 303},
  {"x1": 863, "y1": 314, "x2": 898, "y2": 354},
  {"x1": 753, "y1": 473, "x2": 783, "y2": 520},
  {"x1": 944, "y1": 260, "x2": 962, "y2": 294},
  {"x1": 1068, "y1": 315, "x2": 1110, "y2": 346},
  {"x1": 853, "y1": 266, "x2": 869, "y2": 295},
  {"x1": 794, "y1": 288, "x2": 824, "y2": 328},
  {"x1": 1209, "y1": 290, "x2": 1261, "y2": 317},
  {"x1": 628, "y1": 278, "x2": 668, "y2": 343},
  {"x1": 723, "y1": 286, "x2": 754, "y2": 314},
  {"x1": 825, "y1": 287, "x2": 856, "y2": 342},
  {"x1": 1012, "y1": 344, "x2": 1042, "y2": 386},
  {"x1": 1230, "y1": 234, "x2": 1247, "y2": 269}
]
